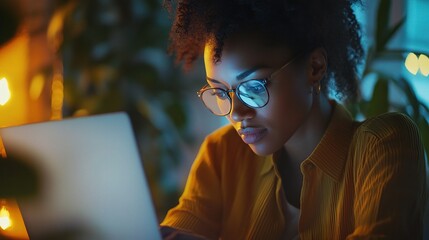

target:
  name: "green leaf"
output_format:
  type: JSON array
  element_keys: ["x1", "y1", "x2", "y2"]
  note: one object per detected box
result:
[
  {"x1": 362, "y1": 45, "x2": 375, "y2": 76},
  {"x1": 417, "y1": 118, "x2": 429, "y2": 162},
  {"x1": 358, "y1": 100, "x2": 369, "y2": 118},
  {"x1": 164, "y1": 101, "x2": 188, "y2": 130},
  {"x1": 366, "y1": 77, "x2": 389, "y2": 118},
  {"x1": 374, "y1": 0, "x2": 406, "y2": 52},
  {"x1": 378, "y1": 17, "x2": 405, "y2": 52},
  {"x1": 382, "y1": 17, "x2": 405, "y2": 49},
  {"x1": 421, "y1": 102, "x2": 429, "y2": 115},
  {"x1": 391, "y1": 77, "x2": 421, "y2": 120},
  {"x1": 375, "y1": 0, "x2": 391, "y2": 51},
  {"x1": 374, "y1": 49, "x2": 408, "y2": 61}
]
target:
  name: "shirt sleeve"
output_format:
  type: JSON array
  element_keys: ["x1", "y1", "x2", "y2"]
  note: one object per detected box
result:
[
  {"x1": 160, "y1": 135, "x2": 222, "y2": 239},
  {"x1": 347, "y1": 113, "x2": 427, "y2": 239}
]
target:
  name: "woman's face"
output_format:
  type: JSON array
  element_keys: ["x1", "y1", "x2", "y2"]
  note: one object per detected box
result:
[{"x1": 204, "y1": 36, "x2": 315, "y2": 156}]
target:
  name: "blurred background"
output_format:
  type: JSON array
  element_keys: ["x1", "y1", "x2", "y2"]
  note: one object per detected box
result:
[{"x1": 0, "y1": 0, "x2": 428, "y2": 232}]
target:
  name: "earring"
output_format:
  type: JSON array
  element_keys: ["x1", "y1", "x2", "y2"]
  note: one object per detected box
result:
[
  {"x1": 310, "y1": 82, "x2": 321, "y2": 95},
  {"x1": 315, "y1": 83, "x2": 321, "y2": 95},
  {"x1": 309, "y1": 82, "x2": 321, "y2": 95}
]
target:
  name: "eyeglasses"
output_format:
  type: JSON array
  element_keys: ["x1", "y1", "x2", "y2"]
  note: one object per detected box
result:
[{"x1": 197, "y1": 55, "x2": 298, "y2": 116}]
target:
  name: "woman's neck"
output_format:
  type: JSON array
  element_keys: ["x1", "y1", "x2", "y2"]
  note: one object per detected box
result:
[{"x1": 284, "y1": 95, "x2": 333, "y2": 166}]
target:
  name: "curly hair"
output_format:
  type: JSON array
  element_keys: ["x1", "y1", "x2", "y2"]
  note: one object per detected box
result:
[{"x1": 164, "y1": 0, "x2": 364, "y2": 101}]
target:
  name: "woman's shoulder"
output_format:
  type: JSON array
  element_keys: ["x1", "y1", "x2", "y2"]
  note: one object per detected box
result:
[
  {"x1": 350, "y1": 112, "x2": 425, "y2": 166},
  {"x1": 356, "y1": 112, "x2": 420, "y2": 140},
  {"x1": 349, "y1": 112, "x2": 425, "y2": 176}
]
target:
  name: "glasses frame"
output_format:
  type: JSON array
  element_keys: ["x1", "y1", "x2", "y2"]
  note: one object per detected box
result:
[{"x1": 197, "y1": 55, "x2": 298, "y2": 116}]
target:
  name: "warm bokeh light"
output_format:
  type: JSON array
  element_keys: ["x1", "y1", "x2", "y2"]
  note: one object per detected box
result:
[
  {"x1": 0, "y1": 200, "x2": 29, "y2": 239},
  {"x1": 51, "y1": 72, "x2": 64, "y2": 120},
  {"x1": 29, "y1": 74, "x2": 45, "y2": 100},
  {"x1": 0, "y1": 35, "x2": 29, "y2": 127},
  {"x1": 405, "y1": 52, "x2": 429, "y2": 77},
  {"x1": 405, "y1": 52, "x2": 419, "y2": 75},
  {"x1": 418, "y1": 54, "x2": 429, "y2": 77},
  {"x1": 0, "y1": 206, "x2": 12, "y2": 230},
  {"x1": 0, "y1": 77, "x2": 11, "y2": 106}
]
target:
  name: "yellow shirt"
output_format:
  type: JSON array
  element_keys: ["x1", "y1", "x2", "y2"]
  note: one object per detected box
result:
[{"x1": 161, "y1": 104, "x2": 427, "y2": 239}]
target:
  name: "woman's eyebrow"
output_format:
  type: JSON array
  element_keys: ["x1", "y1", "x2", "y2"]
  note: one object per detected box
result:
[
  {"x1": 206, "y1": 65, "x2": 267, "y2": 83},
  {"x1": 236, "y1": 66, "x2": 264, "y2": 81},
  {"x1": 206, "y1": 77, "x2": 221, "y2": 83}
]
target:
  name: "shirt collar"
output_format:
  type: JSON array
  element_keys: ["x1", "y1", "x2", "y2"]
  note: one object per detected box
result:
[
  {"x1": 305, "y1": 102, "x2": 357, "y2": 181},
  {"x1": 261, "y1": 155, "x2": 274, "y2": 176},
  {"x1": 259, "y1": 102, "x2": 357, "y2": 181}
]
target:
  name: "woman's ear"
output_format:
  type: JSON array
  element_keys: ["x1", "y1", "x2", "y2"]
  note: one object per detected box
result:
[{"x1": 307, "y1": 48, "x2": 327, "y2": 84}]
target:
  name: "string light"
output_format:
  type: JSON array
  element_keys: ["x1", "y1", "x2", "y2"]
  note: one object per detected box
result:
[
  {"x1": 418, "y1": 54, "x2": 429, "y2": 77},
  {"x1": 405, "y1": 52, "x2": 429, "y2": 76},
  {"x1": 0, "y1": 77, "x2": 11, "y2": 106},
  {"x1": 0, "y1": 204, "x2": 12, "y2": 230},
  {"x1": 51, "y1": 58, "x2": 64, "y2": 120}
]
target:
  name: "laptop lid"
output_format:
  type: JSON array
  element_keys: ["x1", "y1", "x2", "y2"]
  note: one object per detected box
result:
[{"x1": 0, "y1": 112, "x2": 161, "y2": 240}]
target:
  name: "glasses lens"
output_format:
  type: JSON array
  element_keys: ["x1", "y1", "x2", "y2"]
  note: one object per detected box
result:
[
  {"x1": 237, "y1": 80, "x2": 268, "y2": 108},
  {"x1": 200, "y1": 88, "x2": 231, "y2": 116}
]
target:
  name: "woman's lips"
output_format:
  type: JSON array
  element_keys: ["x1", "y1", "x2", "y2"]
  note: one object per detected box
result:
[{"x1": 238, "y1": 127, "x2": 267, "y2": 144}]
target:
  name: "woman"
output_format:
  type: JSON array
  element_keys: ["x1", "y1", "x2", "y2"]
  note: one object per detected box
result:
[{"x1": 160, "y1": 0, "x2": 427, "y2": 239}]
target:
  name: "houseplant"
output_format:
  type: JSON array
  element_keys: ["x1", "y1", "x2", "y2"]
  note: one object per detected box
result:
[
  {"x1": 50, "y1": 0, "x2": 199, "y2": 218},
  {"x1": 347, "y1": 0, "x2": 429, "y2": 159}
]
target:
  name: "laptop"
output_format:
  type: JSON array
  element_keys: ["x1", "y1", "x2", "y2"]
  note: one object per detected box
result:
[{"x1": 0, "y1": 112, "x2": 162, "y2": 240}]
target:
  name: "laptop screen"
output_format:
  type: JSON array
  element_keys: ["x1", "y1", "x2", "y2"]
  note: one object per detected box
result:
[{"x1": 0, "y1": 112, "x2": 161, "y2": 240}]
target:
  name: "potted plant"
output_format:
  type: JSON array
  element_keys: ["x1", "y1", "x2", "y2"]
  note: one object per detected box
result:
[{"x1": 347, "y1": 0, "x2": 429, "y2": 159}]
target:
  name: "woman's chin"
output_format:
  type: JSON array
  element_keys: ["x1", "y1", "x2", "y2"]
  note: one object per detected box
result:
[{"x1": 248, "y1": 143, "x2": 277, "y2": 157}]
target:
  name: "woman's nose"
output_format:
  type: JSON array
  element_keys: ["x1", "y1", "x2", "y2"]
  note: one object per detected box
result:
[{"x1": 228, "y1": 93, "x2": 255, "y2": 122}]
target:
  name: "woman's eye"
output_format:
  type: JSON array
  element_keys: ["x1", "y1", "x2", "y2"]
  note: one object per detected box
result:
[
  {"x1": 251, "y1": 85, "x2": 264, "y2": 93},
  {"x1": 210, "y1": 90, "x2": 228, "y2": 99},
  {"x1": 244, "y1": 82, "x2": 265, "y2": 94}
]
